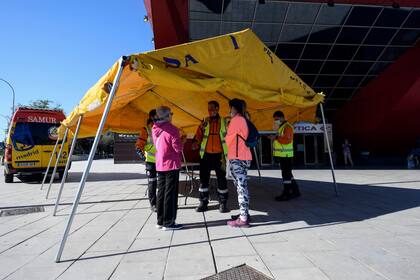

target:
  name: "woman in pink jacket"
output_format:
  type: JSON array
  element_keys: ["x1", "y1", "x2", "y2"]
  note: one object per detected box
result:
[
  {"x1": 225, "y1": 99, "x2": 252, "y2": 227},
  {"x1": 152, "y1": 106, "x2": 183, "y2": 230}
]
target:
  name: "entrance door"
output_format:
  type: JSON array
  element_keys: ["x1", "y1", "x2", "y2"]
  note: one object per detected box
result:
[{"x1": 304, "y1": 135, "x2": 318, "y2": 165}]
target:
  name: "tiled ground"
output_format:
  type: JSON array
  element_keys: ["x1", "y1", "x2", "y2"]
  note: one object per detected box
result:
[{"x1": 0, "y1": 159, "x2": 419, "y2": 279}]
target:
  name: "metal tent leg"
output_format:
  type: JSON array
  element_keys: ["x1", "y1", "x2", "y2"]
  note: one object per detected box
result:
[
  {"x1": 55, "y1": 57, "x2": 126, "y2": 263},
  {"x1": 253, "y1": 147, "x2": 262, "y2": 182},
  {"x1": 320, "y1": 103, "x2": 338, "y2": 196},
  {"x1": 46, "y1": 128, "x2": 69, "y2": 199},
  {"x1": 41, "y1": 136, "x2": 60, "y2": 190},
  {"x1": 53, "y1": 116, "x2": 83, "y2": 216}
]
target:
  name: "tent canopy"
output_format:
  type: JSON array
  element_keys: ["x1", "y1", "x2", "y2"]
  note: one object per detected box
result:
[{"x1": 61, "y1": 29, "x2": 324, "y2": 138}]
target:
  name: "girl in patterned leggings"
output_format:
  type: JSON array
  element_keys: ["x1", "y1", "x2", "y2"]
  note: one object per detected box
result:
[{"x1": 225, "y1": 99, "x2": 252, "y2": 227}]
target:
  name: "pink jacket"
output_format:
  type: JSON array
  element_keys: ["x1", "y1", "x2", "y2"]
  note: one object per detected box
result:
[
  {"x1": 152, "y1": 121, "x2": 183, "y2": 172},
  {"x1": 225, "y1": 115, "x2": 252, "y2": 161}
]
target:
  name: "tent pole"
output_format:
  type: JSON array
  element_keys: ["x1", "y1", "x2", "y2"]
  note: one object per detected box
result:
[
  {"x1": 252, "y1": 147, "x2": 261, "y2": 181},
  {"x1": 55, "y1": 57, "x2": 126, "y2": 263},
  {"x1": 53, "y1": 115, "x2": 83, "y2": 216},
  {"x1": 41, "y1": 136, "x2": 60, "y2": 190},
  {"x1": 46, "y1": 128, "x2": 69, "y2": 199},
  {"x1": 320, "y1": 103, "x2": 338, "y2": 196}
]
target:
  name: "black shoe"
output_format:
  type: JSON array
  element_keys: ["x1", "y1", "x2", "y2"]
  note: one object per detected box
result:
[
  {"x1": 219, "y1": 203, "x2": 229, "y2": 213},
  {"x1": 195, "y1": 202, "x2": 208, "y2": 212},
  {"x1": 289, "y1": 192, "x2": 301, "y2": 199},
  {"x1": 231, "y1": 213, "x2": 251, "y2": 221},
  {"x1": 163, "y1": 223, "x2": 183, "y2": 231},
  {"x1": 275, "y1": 194, "x2": 291, "y2": 201}
]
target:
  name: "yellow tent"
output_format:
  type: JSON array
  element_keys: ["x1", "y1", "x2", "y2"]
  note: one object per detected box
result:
[
  {"x1": 60, "y1": 29, "x2": 323, "y2": 138},
  {"x1": 53, "y1": 29, "x2": 335, "y2": 262}
]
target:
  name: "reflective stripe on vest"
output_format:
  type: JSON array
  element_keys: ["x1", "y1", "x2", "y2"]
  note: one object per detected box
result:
[
  {"x1": 273, "y1": 122, "x2": 294, "y2": 158},
  {"x1": 145, "y1": 126, "x2": 157, "y2": 163},
  {"x1": 200, "y1": 117, "x2": 228, "y2": 159}
]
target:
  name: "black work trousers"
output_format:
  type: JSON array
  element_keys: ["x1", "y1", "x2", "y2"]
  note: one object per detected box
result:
[
  {"x1": 277, "y1": 156, "x2": 300, "y2": 195},
  {"x1": 199, "y1": 153, "x2": 228, "y2": 204},
  {"x1": 145, "y1": 162, "x2": 157, "y2": 207},
  {"x1": 157, "y1": 169, "x2": 180, "y2": 227}
]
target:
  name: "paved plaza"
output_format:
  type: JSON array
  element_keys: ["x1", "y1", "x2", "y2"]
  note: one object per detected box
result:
[{"x1": 0, "y1": 159, "x2": 419, "y2": 280}]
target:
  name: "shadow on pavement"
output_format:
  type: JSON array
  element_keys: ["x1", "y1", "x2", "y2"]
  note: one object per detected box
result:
[{"x1": 59, "y1": 175, "x2": 420, "y2": 263}]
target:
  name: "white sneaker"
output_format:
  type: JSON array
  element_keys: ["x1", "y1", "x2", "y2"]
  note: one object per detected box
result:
[{"x1": 155, "y1": 224, "x2": 163, "y2": 229}]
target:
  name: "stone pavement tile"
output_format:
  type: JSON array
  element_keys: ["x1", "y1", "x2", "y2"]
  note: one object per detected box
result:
[
  {"x1": 271, "y1": 267, "x2": 330, "y2": 280},
  {"x1": 382, "y1": 243, "x2": 420, "y2": 264},
  {"x1": 0, "y1": 253, "x2": 42, "y2": 279},
  {"x1": 126, "y1": 236, "x2": 171, "y2": 262},
  {"x1": 165, "y1": 274, "x2": 211, "y2": 280},
  {"x1": 215, "y1": 255, "x2": 273, "y2": 278},
  {"x1": 5, "y1": 264, "x2": 63, "y2": 280},
  {"x1": 168, "y1": 243, "x2": 212, "y2": 261},
  {"x1": 304, "y1": 251, "x2": 387, "y2": 280},
  {"x1": 170, "y1": 227, "x2": 208, "y2": 246},
  {"x1": 56, "y1": 255, "x2": 122, "y2": 280},
  {"x1": 110, "y1": 260, "x2": 166, "y2": 280},
  {"x1": 368, "y1": 261, "x2": 420, "y2": 280},
  {"x1": 244, "y1": 228, "x2": 288, "y2": 244},
  {"x1": 211, "y1": 236, "x2": 257, "y2": 257},
  {"x1": 395, "y1": 234, "x2": 420, "y2": 246},
  {"x1": 207, "y1": 224, "x2": 244, "y2": 240},
  {"x1": 164, "y1": 257, "x2": 215, "y2": 279},
  {"x1": 253, "y1": 242, "x2": 315, "y2": 270}
]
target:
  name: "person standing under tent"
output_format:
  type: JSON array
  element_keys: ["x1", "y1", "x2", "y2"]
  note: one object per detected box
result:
[
  {"x1": 191, "y1": 101, "x2": 229, "y2": 213},
  {"x1": 135, "y1": 109, "x2": 158, "y2": 212},
  {"x1": 272, "y1": 111, "x2": 301, "y2": 201},
  {"x1": 342, "y1": 139, "x2": 354, "y2": 167},
  {"x1": 225, "y1": 98, "x2": 252, "y2": 228},
  {"x1": 153, "y1": 106, "x2": 184, "y2": 230}
]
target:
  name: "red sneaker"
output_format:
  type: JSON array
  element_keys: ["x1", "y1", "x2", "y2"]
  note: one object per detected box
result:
[{"x1": 227, "y1": 218, "x2": 250, "y2": 228}]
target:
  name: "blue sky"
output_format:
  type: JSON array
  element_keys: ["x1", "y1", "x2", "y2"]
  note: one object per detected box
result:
[{"x1": 0, "y1": 0, "x2": 154, "y2": 139}]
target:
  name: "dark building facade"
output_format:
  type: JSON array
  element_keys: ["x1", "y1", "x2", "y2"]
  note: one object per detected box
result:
[{"x1": 144, "y1": 0, "x2": 420, "y2": 159}]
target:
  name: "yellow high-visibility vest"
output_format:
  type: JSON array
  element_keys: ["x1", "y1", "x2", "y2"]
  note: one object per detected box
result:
[{"x1": 145, "y1": 126, "x2": 156, "y2": 163}]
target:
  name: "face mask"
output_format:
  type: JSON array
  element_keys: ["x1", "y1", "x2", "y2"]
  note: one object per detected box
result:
[
  {"x1": 230, "y1": 111, "x2": 236, "y2": 117},
  {"x1": 274, "y1": 120, "x2": 282, "y2": 125}
]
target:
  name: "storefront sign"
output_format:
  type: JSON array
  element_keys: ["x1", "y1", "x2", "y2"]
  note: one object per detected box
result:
[{"x1": 294, "y1": 123, "x2": 332, "y2": 134}]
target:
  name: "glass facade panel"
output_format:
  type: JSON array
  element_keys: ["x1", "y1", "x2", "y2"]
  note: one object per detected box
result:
[
  {"x1": 321, "y1": 61, "x2": 348, "y2": 74},
  {"x1": 253, "y1": 23, "x2": 282, "y2": 42},
  {"x1": 255, "y1": 1, "x2": 288, "y2": 23},
  {"x1": 345, "y1": 62, "x2": 374, "y2": 75},
  {"x1": 391, "y1": 29, "x2": 420, "y2": 46},
  {"x1": 309, "y1": 26, "x2": 340, "y2": 43},
  {"x1": 296, "y1": 60, "x2": 323, "y2": 74},
  {"x1": 379, "y1": 47, "x2": 409, "y2": 61},
  {"x1": 280, "y1": 25, "x2": 312, "y2": 42},
  {"x1": 345, "y1": 6, "x2": 381, "y2": 26},
  {"x1": 403, "y1": 10, "x2": 420, "y2": 28},
  {"x1": 276, "y1": 44, "x2": 304, "y2": 59},
  {"x1": 301, "y1": 44, "x2": 331, "y2": 59},
  {"x1": 316, "y1": 5, "x2": 351, "y2": 25},
  {"x1": 354, "y1": 46, "x2": 384, "y2": 60},
  {"x1": 286, "y1": 3, "x2": 320, "y2": 24},
  {"x1": 314, "y1": 75, "x2": 341, "y2": 87},
  {"x1": 222, "y1": 0, "x2": 256, "y2": 22},
  {"x1": 364, "y1": 28, "x2": 396, "y2": 45},
  {"x1": 337, "y1": 27, "x2": 369, "y2": 44},
  {"x1": 375, "y1": 8, "x2": 410, "y2": 27}
]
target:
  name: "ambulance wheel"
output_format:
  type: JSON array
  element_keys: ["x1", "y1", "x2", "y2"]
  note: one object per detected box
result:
[{"x1": 4, "y1": 171, "x2": 13, "y2": 183}]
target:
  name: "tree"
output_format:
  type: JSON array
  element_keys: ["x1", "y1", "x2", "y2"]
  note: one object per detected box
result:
[{"x1": 18, "y1": 99, "x2": 62, "y2": 110}]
